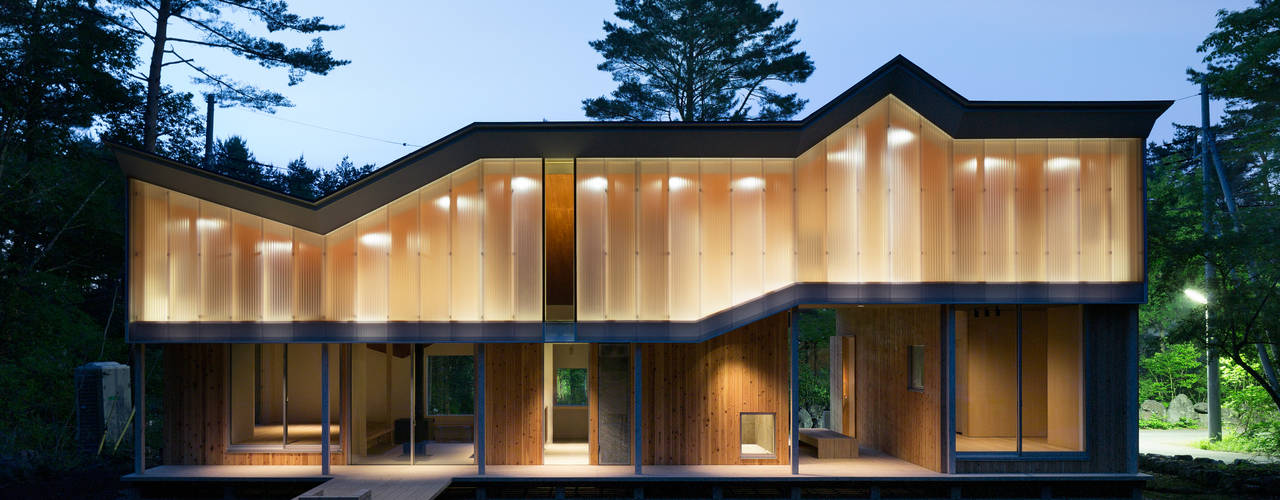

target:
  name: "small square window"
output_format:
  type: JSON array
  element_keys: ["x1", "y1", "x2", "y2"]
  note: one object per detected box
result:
[
  {"x1": 908, "y1": 345, "x2": 925, "y2": 391},
  {"x1": 740, "y1": 413, "x2": 776, "y2": 459}
]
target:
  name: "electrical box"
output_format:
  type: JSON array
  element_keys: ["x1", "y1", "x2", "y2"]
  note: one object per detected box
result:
[{"x1": 75, "y1": 361, "x2": 132, "y2": 455}]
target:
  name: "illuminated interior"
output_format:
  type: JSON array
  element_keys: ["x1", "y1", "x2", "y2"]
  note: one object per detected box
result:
[{"x1": 129, "y1": 96, "x2": 1142, "y2": 325}]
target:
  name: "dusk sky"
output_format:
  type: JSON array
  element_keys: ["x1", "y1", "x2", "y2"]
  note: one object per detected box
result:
[{"x1": 156, "y1": 1, "x2": 1252, "y2": 170}]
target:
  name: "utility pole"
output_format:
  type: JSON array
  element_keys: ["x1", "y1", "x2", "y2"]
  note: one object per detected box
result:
[
  {"x1": 1200, "y1": 83, "x2": 1222, "y2": 441},
  {"x1": 204, "y1": 94, "x2": 215, "y2": 168}
]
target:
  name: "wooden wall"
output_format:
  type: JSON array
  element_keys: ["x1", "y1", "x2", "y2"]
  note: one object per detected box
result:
[
  {"x1": 162, "y1": 344, "x2": 346, "y2": 465},
  {"x1": 483, "y1": 343, "x2": 544, "y2": 465},
  {"x1": 641, "y1": 311, "x2": 791, "y2": 465},
  {"x1": 957, "y1": 304, "x2": 1136, "y2": 473},
  {"x1": 839, "y1": 305, "x2": 943, "y2": 472}
]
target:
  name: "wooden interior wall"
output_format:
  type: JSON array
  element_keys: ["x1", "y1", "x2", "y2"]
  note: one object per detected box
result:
[
  {"x1": 839, "y1": 305, "x2": 943, "y2": 472},
  {"x1": 483, "y1": 343, "x2": 544, "y2": 465},
  {"x1": 544, "y1": 172, "x2": 575, "y2": 319},
  {"x1": 641, "y1": 311, "x2": 791, "y2": 465},
  {"x1": 958, "y1": 304, "x2": 1135, "y2": 473},
  {"x1": 162, "y1": 344, "x2": 345, "y2": 465}
]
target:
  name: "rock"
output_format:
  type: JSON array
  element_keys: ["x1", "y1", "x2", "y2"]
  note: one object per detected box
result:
[
  {"x1": 1140, "y1": 400, "x2": 1167, "y2": 421},
  {"x1": 1167, "y1": 394, "x2": 1195, "y2": 423},
  {"x1": 798, "y1": 408, "x2": 813, "y2": 428},
  {"x1": 1193, "y1": 402, "x2": 1209, "y2": 427}
]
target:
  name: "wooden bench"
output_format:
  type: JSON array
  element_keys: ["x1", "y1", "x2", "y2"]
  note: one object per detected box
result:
[{"x1": 799, "y1": 428, "x2": 858, "y2": 459}]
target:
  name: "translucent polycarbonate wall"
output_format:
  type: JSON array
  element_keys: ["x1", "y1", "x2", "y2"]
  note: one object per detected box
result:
[
  {"x1": 576, "y1": 157, "x2": 795, "y2": 321},
  {"x1": 129, "y1": 158, "x2": 543, "y2": 323},
  {"x1": 130, "y1": 95, "x2": 1145, "y2": 326},
  {"x1": 130, "y1": 180, "x2": 325, "y2": 322},
  {"x1": 792, "y1": 96, "x2": 1143, "y2": 284},
  {"x1": 324, "y1": 159, "x2": 543, "y2": 322}
]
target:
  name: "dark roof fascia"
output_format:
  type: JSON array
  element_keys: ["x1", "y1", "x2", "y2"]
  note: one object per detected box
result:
[{"x1": 111, "y1": 55, "x2": 1172, "y2": 234}]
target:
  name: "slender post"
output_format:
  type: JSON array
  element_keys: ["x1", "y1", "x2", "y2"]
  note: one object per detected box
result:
[
  {"x1": 477, "y1": 344, "x2": 486, "y2": 474},
  {"x1": 321, "y1": 344, "x2": 330, "y2": 475},
  {"x1": 132, "y1": 344, "x2": 145, "y2": 474},
  {"x1": 790, "y1": 308, "x2": 800, "y2": 474},
  {"x1": 1200, "y1": 87, "x2": 1222, "y2": 441},
  {"x1": 204, "y1": 94, "x2": 215, "y2": 167},
  {"x1": 633, "y1": 344, "x2": 642, "y2": 475}
]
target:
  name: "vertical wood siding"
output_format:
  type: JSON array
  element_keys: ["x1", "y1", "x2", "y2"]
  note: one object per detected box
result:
[
  {"x1": 641, "y1": 312, "x2": 791, "y2": 465},
  {"x1": 483, "y1": 343, "x2": 544, "y2": 465}
]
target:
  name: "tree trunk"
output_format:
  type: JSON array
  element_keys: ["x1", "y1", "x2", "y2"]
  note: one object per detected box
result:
[{"x1": 142, "y1": 0, "x2": 172, "y2": 153}]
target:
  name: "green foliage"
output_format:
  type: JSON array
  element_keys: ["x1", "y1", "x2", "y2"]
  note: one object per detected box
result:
[
  {"x1": 1140, "y1": 417, "x2": 1201, "y2": 430},
  {"x1": 427, "y1": 356, "x2": 475, "y2": 415},
  {"x1": 198, "y1": 136, "x2": 375, "y2": 200},
  {"x1": 797, "y1": 308, "x2": 835, "y2": 417},
  {"x1": 1140, "y1": 343, "x2": 1206, "y2": 403},
  {"x1": 584, "y1": 0, "x2": 815, "y2": 121},
  {"x1": 555, "y1": 368, "x2": 588, "y2": 406},
  {"x1": 1197, "y1": 429, "x2": 1280, "y2": 457}
]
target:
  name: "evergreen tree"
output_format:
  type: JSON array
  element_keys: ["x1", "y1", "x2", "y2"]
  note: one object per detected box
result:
[
  {"x1": 107, "y1": 0, "x2": 349, "y2": 152},
  {"x1": 584, "y1": 0, "x2": 814, "y2": 121}
]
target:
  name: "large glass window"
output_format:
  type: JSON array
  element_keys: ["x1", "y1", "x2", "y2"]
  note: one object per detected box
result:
[
  {"x1": 740, "y1": 413, "x2": 777, "y2": 459},
  {"x1": 554, "y1": 368, "x2": 588, "y2": 406},
  {"x1": 229, "y1": 344, "x2": 339, "y2": 450},
  {"x1": 955, "y1": 305, "x2": 1084, "y2": 454}
]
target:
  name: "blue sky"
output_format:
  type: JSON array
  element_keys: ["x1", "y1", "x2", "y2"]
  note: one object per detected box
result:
[{"x1": 157, "y1": 1, "x2": 1252, "y2": 170}]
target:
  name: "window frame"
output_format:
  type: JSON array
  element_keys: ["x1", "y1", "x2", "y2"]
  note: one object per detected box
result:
[
  {"x1": 225, "y1": 344, "x2": 342, "y2": 454},
  {"x1": 908, "y1": 344, "x2": 926, "y2": 391},
  {"x1": 739, "y1": 412, "x2": 778, "y2": 460},
  {"x1": 424, "y1": 354, "x2": 477, "y2": 417},
  {"x1": 553, "y1": 367, "x2": 589, "y2": 407},
  {"x1": 951, "y1": 305, "x2": 1090, "y2": 461}
]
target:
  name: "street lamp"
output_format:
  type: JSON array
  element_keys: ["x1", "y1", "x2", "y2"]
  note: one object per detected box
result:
[{"x1": 1185, "y1": 288, "x2": 1220, "y2": 441}]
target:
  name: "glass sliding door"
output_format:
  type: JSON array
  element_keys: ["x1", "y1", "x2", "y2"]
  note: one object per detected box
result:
[
  {"x1": 416, "y1": 344, "x2": 476, "y2": 464},
  {"x1": 228, "y1": 343, "x2": 339, "y2": 451},
  {"x1": 349, "y1": 344, "x2": 413, "y2": 464},
  {"x1": 955, "y1": 305, "x2": 1085, "y2": 455}
]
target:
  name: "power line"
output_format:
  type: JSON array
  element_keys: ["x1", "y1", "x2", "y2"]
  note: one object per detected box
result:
[
  {"x1": 1174, "y1": 92, "x2": 1202, "y2": 102},
  {"x1": 243, "y1": 108, "x2": 425, "y2": 148}
]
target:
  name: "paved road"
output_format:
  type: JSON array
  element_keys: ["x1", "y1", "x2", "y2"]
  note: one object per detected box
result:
[{"x1": 1139, "y1": 429, "x2": 1275, "y2": 463}]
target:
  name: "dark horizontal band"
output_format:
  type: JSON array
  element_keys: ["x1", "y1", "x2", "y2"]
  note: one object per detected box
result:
[{"x1": 127, "y1": 282, "x2": 1143, "y2": 344}]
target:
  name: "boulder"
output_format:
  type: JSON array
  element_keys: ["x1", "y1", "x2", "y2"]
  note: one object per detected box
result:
[
  {"x1": 1193, "y1": 402, "x2": 1209, "y2": 427},
  {"x1": 1140, "y1": 400, "x2": 1167, "y2": 421},
  {"x1": 1167, "y1": 394, "x2": 1195, "y2": 423},
  {"x1": 798, "y1": 408, "x2": 813, "y2": 429}
]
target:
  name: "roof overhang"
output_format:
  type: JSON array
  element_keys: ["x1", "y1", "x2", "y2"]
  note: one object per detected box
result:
[{"x1": 111, "y1": 55, "x2": 1172, "y2": 234}]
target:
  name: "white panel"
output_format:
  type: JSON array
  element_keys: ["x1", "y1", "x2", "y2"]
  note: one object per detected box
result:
[
  {"x1": 512, "y1": 159, "x2": 544, "y2": 321},
  {"x1": 888, "y1": 98, "x2": 921, "y2": 282},
  {"x1": 419, "y1": 178, "x2": 452, "y2": 321},
  {"x1": 953, "y1": 141, "x2": 984, "y2": 282},
  {"x1": 699, "y1": 159, "x2": 732, "y2": 314},
  {"x1": 450, "y1": 162, "x2": 483, "y2": 320},
  {"x1": 357, "y1": 208, "x2": 389, "y2": 321},
  {"x1": 576, "y1": 159, "x2": 606, "y2": 321},
  {"x1": 141, "y1": 183, "x2": 168, "y2": 321},
  {"x1": 606, "y1": 159, "x2": 637, "y2": 320},
  {"x1": 795, "y1": 144, "x2": 826, "y2": 282},
  {"x1": 1079, "y1": 140, "x2": 1110, "y2": 282},
  {"x1": 731, "y1": 158, "x2": 764, "y2": 305},
  {"x1": 1015, "y1": 140, "x2": 1046, "y2": 282},
  {"x1": 293, "y1": 230, "x2": 323, "y2": 321},
  {"x1": 825, "y1": 122, "x2": 858, "y2": 282},
  {"x1": 1110, "y1": 139, "x2": 1142, "y2": 281},
  {"x1": 388, "y1": 192, "x2": 420, "y2": 321},
  {"x1": 1046, "y1": 140, "x2": 1081, "y2": 282},
  {"x1": 983, "y1": 140, "x2": 1015, "y2": 282},
  {"x1": 637, "y1": 159, "x2": 669, "y2": 320},
  {"x1": 262, "y1": 219, "x2": 293, "y2": 322},
  {"x1": 231, "y1": 210, "x2": 262, "y2": 321},
  {"x1": 668, "y1": 158, "x2": 701, "y2": 320},
  {"x1": 920, "y1": 122, "x2": 953, "y2": 282},
  {"x1": 483, "y1": 160, "x2": 513, "y2": 320},
  {"x1": 857, "y1": 99, "x2": 888, "y2": 282},
  {"x1": 763, "y1": 159, "x2": 794, "y2": 291},
  {"x1": 167, "y1": 191, "x2": 199, "y2": 321},
  {"x1": 325, "y1": 222, "x2": 356, "y2": 321}
]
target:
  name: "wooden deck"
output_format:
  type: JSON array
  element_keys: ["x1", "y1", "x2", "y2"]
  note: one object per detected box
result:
[{"x1": 123, "y1": 449, "x2": 1145, "y2": 500}]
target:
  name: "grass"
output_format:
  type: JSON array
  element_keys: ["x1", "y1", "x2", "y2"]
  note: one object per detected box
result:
[{"x1": 1142, "y1": 417, "x2": 1202, "y2": 430}]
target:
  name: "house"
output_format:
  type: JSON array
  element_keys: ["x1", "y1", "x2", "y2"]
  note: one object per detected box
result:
[{"x1": 113, "y1": 56, "x2": 1169, "y2": 498}]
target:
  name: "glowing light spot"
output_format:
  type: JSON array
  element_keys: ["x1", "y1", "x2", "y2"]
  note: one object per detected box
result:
[
  {"x1": 434, "y1": 196, "x2": 450, "y2": 210},
  {"x1": 668, "y1": 176, "x2": 690, "y2": 190},
  {"x1": 511, "y1": 176, "x2": 536, "y2": 192},
  {"x1": 888, "y1": 128, "x2": 916, "y2": 146},
  {"x1": 360, "y1": 232, "x2": 390, "y2": 247},
  {"x1": 196, "y1": 218, "x2": 224, "y2": 231},
  {"x1": 1047, "y1": 157, "x2": 1079, "y2": 171},
  {"x1": 733, "y1": 176, "x2": 764, "y2": 190},
  {"x1": 584, "y1": 176, "x2": 608, "y2": 191}
]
